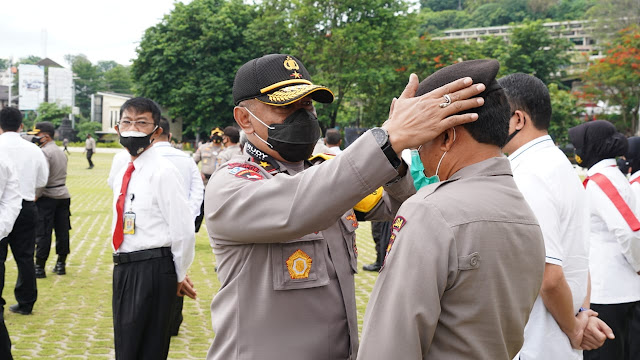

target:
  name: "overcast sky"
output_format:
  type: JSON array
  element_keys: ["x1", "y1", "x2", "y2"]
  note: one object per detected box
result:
[{"x1": 0, "y1": 0, "x2": 192, "y2": 67}]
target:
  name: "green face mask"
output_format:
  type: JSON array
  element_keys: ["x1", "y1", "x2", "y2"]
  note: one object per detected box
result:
[
  {"x1": 409, "y1": 127, "x2": 456, "y2": 191},
  {"x1": 410, "y1": 148, "x2": 439, "y2": 191}
]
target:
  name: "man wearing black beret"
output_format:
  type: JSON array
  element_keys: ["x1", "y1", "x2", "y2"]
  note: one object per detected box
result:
[
  {"x1": 203, "y1": 53, "x2": 486, "y2": 359},
  {"x1": 358, "y1": 59, "x2": 546, "y2": 359}
]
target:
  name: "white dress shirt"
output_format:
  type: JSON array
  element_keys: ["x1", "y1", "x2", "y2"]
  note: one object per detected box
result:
[
  {"x1": 107, "y1": 150, "x2": 130, "y2": 189},
  {"x1": 326, "y1": 145, "x2": 342, "y2": 155},
  {"x1": 0, "y1": 132, "x2": 48, "y2": 201},
  {"x1": 630, "y1": 170, "x2": 640, "y2": 203},
  {"x1": 153, "y1": 141, "x2": 204, "y2": 219},
  {"x1": 0, "y1": 158, "x2": 22, "y2": 239},
  {"x1": 586, "y1": 158, "x2": 640, "y2": 304},
  {"x1": 509, "y1": 135, "x2": 589, "y2": 360},
  {"x1": 110, "y1": 146, "x2": 195, "y2": 282}
]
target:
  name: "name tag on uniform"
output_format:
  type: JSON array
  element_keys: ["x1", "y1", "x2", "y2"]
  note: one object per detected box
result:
[{"x1": 123, "y1": 211, "x2": 136, "y2": 235}]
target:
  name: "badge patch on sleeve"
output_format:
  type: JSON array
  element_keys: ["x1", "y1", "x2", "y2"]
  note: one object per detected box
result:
[
  {"x1": 231, "y1": 168, "x2": 264, "y2": 181},
  {"x1": 392, "y1": 216, "x2": 407, "y2": 232},
  {"x1": 286, "y1": 249, "x2": 312, "y2": 279},
  {"x1": 227, "y1": 163, "x2": 261, "y2": 173}
]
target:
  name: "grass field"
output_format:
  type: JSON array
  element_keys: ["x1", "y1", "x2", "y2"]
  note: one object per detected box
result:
[{"x1": 3, "y1": 150, "x2": 381, "y2": 359}]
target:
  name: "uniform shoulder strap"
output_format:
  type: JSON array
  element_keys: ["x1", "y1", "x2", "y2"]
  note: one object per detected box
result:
[{"x1": 584, "y1": 172, "x2": 640, "y2": 231}]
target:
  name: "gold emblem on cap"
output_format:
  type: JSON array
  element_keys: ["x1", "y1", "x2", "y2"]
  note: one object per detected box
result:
[
  {"x1": 286, "y1": 249, "x2": 312, "y2": 279},
  {"x1": 283, "y1": 56, "x2": 300, "y2": 71},
  {"x1": 267, "y1": 84, "x2": 318, "y2": 103}
]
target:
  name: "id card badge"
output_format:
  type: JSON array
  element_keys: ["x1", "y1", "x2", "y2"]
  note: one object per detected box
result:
[{"x1": 123, "y1": 211, "x2": 136, "y2": 235}]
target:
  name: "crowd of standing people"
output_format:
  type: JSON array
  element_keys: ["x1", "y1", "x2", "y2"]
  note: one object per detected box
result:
[{"x1": 2, "y1": 52, "x2": 640, "y2": 360}]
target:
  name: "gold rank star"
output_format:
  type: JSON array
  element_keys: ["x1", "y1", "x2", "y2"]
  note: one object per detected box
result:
[{"x1": 260, "y1": 161, "x2": 269, "y2": 168}]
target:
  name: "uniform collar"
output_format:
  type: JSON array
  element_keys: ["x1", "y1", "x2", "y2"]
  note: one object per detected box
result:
[
  {"x1": 153, "y1": 141, "x2": 171, "y2": 148},
  {"x1": 507, "y1": 135, "x2": 554, "y2": 169},
  {"x1": 418, "y1": 156, "x2": 512, "y2": 196},
  {"x1": 587, "y1": 158, "x2": 617, "y2": 176}
]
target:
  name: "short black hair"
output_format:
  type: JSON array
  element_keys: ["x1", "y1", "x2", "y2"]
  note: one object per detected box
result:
[
  {"x1": 498, "y1": 73, "x2": 552, "y2": 131},
  {"x1": 158, "y1": 117, "x2": 171, "y2": 139},
  {"x1": 433, "y1": 89, "x2": 509, "y2": 147},
  {"x1": 223, "y1": 126, "x2": 240, "y2": 143},
  {"x1": 0, "y1": 107, "x2": 23, "y2": 132},
  {"x1": 120, "y1": 97, "x2": 161, "y2": 125},
  {"x1": 325, "y1": 128, "x2": 341, "y2": 146}
]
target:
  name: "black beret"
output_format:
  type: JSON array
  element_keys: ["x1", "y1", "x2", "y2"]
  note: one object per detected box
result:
[
  {"x1": 416, "y1": 59, "x2": 502, "y2": 99},
  {"x1": 34, "y1": 121, "x2": 55, "y2": 137},
  {"x1": 233, "y1": 54, "x2": 334, "y2": 106}
]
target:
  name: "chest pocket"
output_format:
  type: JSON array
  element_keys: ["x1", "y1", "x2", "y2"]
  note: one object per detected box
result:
[
  {"x1": 340, "y1": 210, "x2": 359, "y2": 273},
  {"x1": 271, "y1": 232, "x2": 330, "y2": 291}
]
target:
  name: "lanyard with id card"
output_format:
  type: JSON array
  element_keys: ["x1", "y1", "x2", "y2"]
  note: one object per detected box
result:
[{"x1": 123, "y1": 194, "x2": 136, "y2": 235}]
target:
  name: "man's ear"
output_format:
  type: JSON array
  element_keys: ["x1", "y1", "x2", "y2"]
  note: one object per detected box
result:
[
  {"x1": 440, "y1": 127, "x2": 456, "y2": 152},
  {"x1": 513, "y1": 110, "x2": 527, "y2": 131},
  {"x1": 234, "y1": 106, "x2": 254, "y2": 135}
]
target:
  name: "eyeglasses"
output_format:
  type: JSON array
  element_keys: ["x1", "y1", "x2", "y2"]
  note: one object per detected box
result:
[{"x1": 118, "y1": 120, "x2": 154, "y2": 129}]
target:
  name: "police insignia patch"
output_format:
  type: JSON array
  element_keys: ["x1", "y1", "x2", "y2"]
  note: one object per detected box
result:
[
  {"x1": 392, "y1": 216, "x2": 407, "y2": 232},
  {"x1": 233, "y1": 169, "x2": 264, "y2": 181},
  {"x1": 286, "y1": 249, "x2": 312, "y2": 279},
  {"x1": 227, "y1": 163, "x2": 261, "y2": 173}
]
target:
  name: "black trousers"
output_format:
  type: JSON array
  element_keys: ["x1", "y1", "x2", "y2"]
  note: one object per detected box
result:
[
  {"x1": 35, "y1": 197, "x2": 71, "y2": 263},
  {"x1": 371, "y1": 221, "x2": 392, "y2": 265},
  {"x1": 113, "y1": 254, "x2": 177, "y2": 360},
  {"x1": 584, "y1": 301, "x2": 640, "y2": 360},
  {"x1": 86, "y1": 149, "x2": 94, "y2": 167},
  {"x1": 0, "y1": 201, "x2": 38, "y2": 310},
  {"x1": 0, "y1": 311, "x2": 12, "y2": 360}
]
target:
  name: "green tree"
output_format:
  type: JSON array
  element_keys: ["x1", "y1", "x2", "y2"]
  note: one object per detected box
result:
[
  {"x1": 547, "y1": 83, "x2": 583, "y2": 145},
  {"x1": 35, "y1": 102, "x2": 72, "y2": 127},
  {"x1": 418, "y1": 9, "x2": 472, "y2": 35},
  {"x1": 420, "y1": 0, "x2": 462, "y2": 11},
  {"x1": 104, "y1": 65, "x2": 133, "y2": 94},
  {"x1": 65, "y1": 54, "x2": 104, "y2": 119},
  {"x1": 581, "y1": 25, "x2": 640, "y2": 135},
  {"x1": 132, "y1": 0, "x2": 258, "y2": 139},
  {"x1": 477, "y1": 20, "x2": 572, "y2": 84},
  {"x1": 587, "y1": 0, "x2": 640, "y2": 41},
  {"x1": 280, "y1": 0, "x2": 415, "y2": 128},
  {"x1": 75, "y1": 121, "x2": 102, "y2": 140}
]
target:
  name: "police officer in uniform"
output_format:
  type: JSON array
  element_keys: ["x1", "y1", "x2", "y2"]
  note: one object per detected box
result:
[
  {"x1": 193, "y1": 127, "x2": 224, "y2": 231},
  {"x1": 203, "y1": 53, "x2": 486, "y2": 360},
  {"x1": 193, "y1": 127, "x2": 225, "y2": 185},
  {"x1": 32, "y1": 122, "x2": 72, "y2": 278}
]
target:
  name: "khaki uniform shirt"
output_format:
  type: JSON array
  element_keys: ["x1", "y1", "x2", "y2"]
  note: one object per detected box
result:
[
  {"x1": 38, "y1": 141, "x2": 70, "y2": 199},
  {"x1": 358, "y1": 157, "x2": 545, "y2": 360},
  {"x1": 193, "y1": 142, "x2": 224, "y2": 176},
  {"x1": 216, "y1": 143, "x2": 243, "y2": 166},
  {"x1": 204, "y1": 133, "x2": 415, "y2": 360}
]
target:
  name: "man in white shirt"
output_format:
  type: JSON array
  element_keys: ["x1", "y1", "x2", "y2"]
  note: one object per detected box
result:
[
  {"x1": 154, "y1": 117, "x2": 203, "y2": 336},
  {"x1": 110, "y1": 97, "x2": 196, "y2": 359},
  {"x1": 501, "y1": 74, "x2": 613, "y2": 359},
  {"x1": 570, "y1": 120, "x2": 640, "y2": 360},
  {"x1": 324, "y1": 128, "x2": 343, "y2": 155},
  {"x1": 0, "y1": 156, "x2": 21, "y2": 360},
  {"x1": 0, "y1": 107, "x2": 49, "y2": 316}
]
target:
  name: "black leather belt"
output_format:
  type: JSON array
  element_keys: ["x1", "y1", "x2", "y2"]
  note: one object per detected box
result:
[
  {"x1": 113, "y1": 247, "x2": 172, "y2": 265},
  {"x1": 45, "y1": 184, "x2": 66, "y2": 189}
]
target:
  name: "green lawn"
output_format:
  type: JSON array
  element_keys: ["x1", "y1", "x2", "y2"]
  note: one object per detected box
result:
[{"x1": 3, "y1": 151, "x2": 380, "y2": 359}]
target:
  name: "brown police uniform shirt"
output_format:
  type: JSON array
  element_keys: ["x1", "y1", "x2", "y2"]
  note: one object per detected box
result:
[
  {"x1": 216, "y1": 143, "x2": 243, "y2": 166},
  {"x1": 38, "y1": 141, "x2": 70, "y2": 199},
  {"x1": 357, "y1": 157, "x2": 545, "y2": 360},
  {"x1": 193, "y1": 142, "x2": 224, "y2": 176},
  {"x1": 204, "y1": 132, "x2": 416, "y2": 360}
]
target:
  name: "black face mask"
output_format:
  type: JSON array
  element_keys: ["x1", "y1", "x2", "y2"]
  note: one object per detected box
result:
[
  {"x1": 31, "y1": 135, "x2": 44, "y2": 146},
  {"x1": 119, "y1": 127, "x2": 158, "y2": 156},
  {"x1": 249, "y1": 108, "x2": 321, "y2": 162},
  {"x1": 211, "y1": 134, "x2": 223, "y2": 144}
]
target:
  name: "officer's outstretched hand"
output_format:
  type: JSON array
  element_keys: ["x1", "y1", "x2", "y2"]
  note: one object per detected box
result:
[
  {"x1": 177, "y1": 274, "x2": 197, "y2": 299},
  {"x1": 383, "y1": 74, "x2": 485, "y2": 155}
]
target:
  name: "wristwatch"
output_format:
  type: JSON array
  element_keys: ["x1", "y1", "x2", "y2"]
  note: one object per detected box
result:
[{"x1": 370, "y1": 128, "x2": 402, "y2": 169}]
